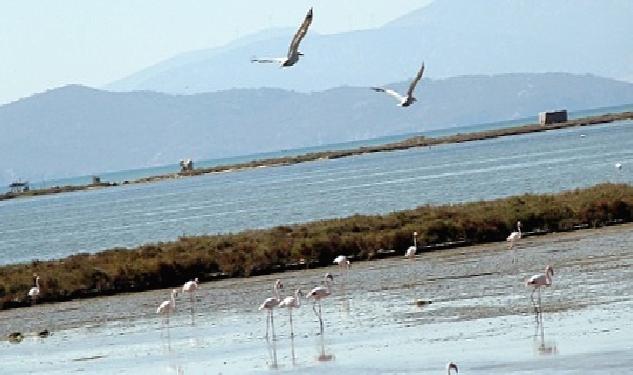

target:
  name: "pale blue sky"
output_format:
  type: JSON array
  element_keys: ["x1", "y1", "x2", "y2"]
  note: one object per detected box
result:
[{"x1": 0, "y1": 0, "x2": 431, "y2": 104}]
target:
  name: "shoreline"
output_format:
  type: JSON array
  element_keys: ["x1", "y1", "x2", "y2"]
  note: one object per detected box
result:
[
  {"x1": 2, "y1": 110, "x2": 632, "y2": 202},
  {"x1": 1, "y1": 183, "x2": 632, "y2": 310}
]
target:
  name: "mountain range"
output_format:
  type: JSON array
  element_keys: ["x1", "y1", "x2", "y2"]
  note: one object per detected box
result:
[
  {"x1": 107, "y1": 0, "x2": 633, "y2": 94},
  {"x1": 3, "y1": 72, "x2": 633, "y2": 185}
]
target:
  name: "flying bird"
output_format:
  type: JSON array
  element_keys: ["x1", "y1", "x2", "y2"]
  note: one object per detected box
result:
[
  {"x1": 251, "y1": 8, "x2": 313, "y2": 67},
  {"x1": 371, "y1": 62, "x2": 425, "y2": 107}
]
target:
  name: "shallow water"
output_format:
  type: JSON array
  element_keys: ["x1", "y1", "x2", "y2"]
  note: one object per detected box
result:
[
  {"x1": 1, "y1": 120, "x2": 632, "y2": 265},
  {"x1": 2, "y1": 224, "x2": 632, "y2": 374}
]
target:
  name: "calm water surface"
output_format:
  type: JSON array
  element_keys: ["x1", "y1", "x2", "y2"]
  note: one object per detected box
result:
[{"x1": 1, "y1": 120, "x2": 632, "y2": 264}]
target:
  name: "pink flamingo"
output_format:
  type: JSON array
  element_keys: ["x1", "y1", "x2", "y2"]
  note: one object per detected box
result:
[
  {"x1": 446, "y1": 362, "x2": 458, "y2": 374},
  {"x1": 259, "y1": 279, "x2": 284, "y2": 339},
  {"x1": 307, "y1": 273, "x2": 334, "y2": 333},
  {"x1": 278, "y1": 289, "x2": 303, "y2": 337},
  {"x1": 28, "y1": 274, "x2": 41, "y2": 306},
  {"x1": 526, "y1": 265, "x2": 554, "y2": 315},
  {"x1": 157, "y1": 289, "x2": 178, "y2": 330},
  {"x1": 405, "y1": 231, "x2": 418, "y2": 259},
  {"x1": 333, "y1": 255, "x2": 351, "y2": 275},
  {"x1": 182, "y1": 277, "x2": 199, "y2": 323},
  {"x1": 507, "y1": 221, "x2": 522, "y2": 249}
]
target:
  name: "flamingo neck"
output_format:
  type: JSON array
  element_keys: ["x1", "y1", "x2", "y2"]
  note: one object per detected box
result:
[
  {"x1": 35, "y1": 278, "x2": 40, "y2": 289},
  {"x1": 171, "y1": 292, "x2": 176, "y2": 307},
  {"x1": 295, "y1": 291, "x2": 301, "y2": 307},
  {"x1": 274, "y1": 284, "x2": 280, "y2": 300}
]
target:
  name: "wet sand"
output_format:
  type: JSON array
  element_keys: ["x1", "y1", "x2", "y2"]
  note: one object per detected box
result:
[{"x1": 2, "y1": 224, "x2": 633, "y2": 374}]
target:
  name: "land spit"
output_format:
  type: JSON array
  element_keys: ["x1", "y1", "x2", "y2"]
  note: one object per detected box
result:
[{"x1": 2, "y1": 110, "x2": 632, "y2": 202}]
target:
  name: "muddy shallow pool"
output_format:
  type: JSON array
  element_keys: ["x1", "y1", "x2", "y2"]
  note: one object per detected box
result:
[{"x1": 2, "y1": 224, "x2": 633, "y2": 374}]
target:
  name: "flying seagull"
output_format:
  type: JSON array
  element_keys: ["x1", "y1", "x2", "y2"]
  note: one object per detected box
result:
[
  {"x1": 371, "y1": 63, "x2": 425, "y2": 107},
  {"x1": 251, "y1": 8, "x2": 313, "y2": 67}
]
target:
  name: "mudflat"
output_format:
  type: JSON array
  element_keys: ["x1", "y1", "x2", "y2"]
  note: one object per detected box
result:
[{"x1": 2, "y1": 223, "x2": 632, "y2": 374}]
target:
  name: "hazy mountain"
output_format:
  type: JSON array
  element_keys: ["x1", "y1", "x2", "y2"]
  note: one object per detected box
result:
[
  {"x1": 3, "y1": 73, "x2": 633, "y2": 185},
  {"x1": 107, "y1": 0, "x2": 633, "y2": 94}
]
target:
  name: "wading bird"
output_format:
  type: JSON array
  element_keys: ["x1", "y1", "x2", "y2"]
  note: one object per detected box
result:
[
  {"x1": 251, "y1": 8, "x2": 313, "y2": 67},
  {"x1": 157, "y1": 289, "x2": 178, "y2": 330},
  {"x1": 307, "y1": 273, "x2": 334, "y2": 333},
  {"x1": 333, "y1": 255, "x2": 351, "y2": 274},
  {"x1": 526, "y1": 265, "x2": 554, "y2": 315},
  {"x1": 182, "y1": 277, "x2": 199, "y2": 324},
  {"x1": 278, "y1": 289, "x2": 303, "y2": 337},
  {"x1": 446, "y1": 362, "x2": 459, "y2": 374},
  {"x1": 28, "y1": 274, "x2": 40, "y2": 305},
  {"x1": 615, "y1": 162, "x2": 623, "y2": 170},
  {"x1": 507, "y1": 221, "x2": 522, "y2": 251},
  {"x1": 259, "y1": 279, "x2": 284, "y2": 339},
  {"x1": 405, "y1": 231, "x2": 418, "y2": 258},
  {"x1": 371, "y1": 62, "x2": 425, "y2": 107}
]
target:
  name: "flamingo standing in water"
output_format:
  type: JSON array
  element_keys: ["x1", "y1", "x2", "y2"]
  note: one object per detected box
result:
[
  {"x1": 278, "y1": 289, "x2": 303, "y2": 337},
  {"x1": 157, "y1": 289, "x2": 178, "y2": 330},
  {"x1": 182, "y1": 277, "x2": 199, "y2": 324},
  {"x1": 526, "y1": 265, "x2": 554, "y2": 315},
  {"x1": 28, "y1": 274, "x2": 40, "y2": 305},
  {"x1": 333, "y1": 255, "x2": 351, "y2": 277},
  {"x1": 259, "y1": 279, "x2": 284, "y2": 339},
  {"x1": 307, "y1": 273, "x2": 334, "y2": 333},
  {"x1": 507, "y1": 221, "x2": 522, "y2": 250},
  {"x1": 405, "y1": 231, "x2": 418, "y2": 259},
  {"x1": 446, "y1": 362, "x2": 458, "y2": 374}
]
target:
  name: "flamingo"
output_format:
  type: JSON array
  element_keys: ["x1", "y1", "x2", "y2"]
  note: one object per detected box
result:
[
  {"x1": 526, "y1": 265, "x2": 554, "y2": 315},
  {"x1": 279, "y1": 289, "x2": 303, "y2": 337},
  {"x1": 446, "y1": 362, "x2": 459, "y2": 374},
  {"x1": 259, "y1": 279, "x2": 284, "y2": 339},
  {"x1": 307, "y1": 273, "x2": 334, "y2": 333},
  {"x1": 507, "y1": 221, "x2": 522, "y2": 250},
  {"x1": 28, "y1": 274, "x2": 40, "y2": 305},
  {"x1": 405, "y1": 231, "x2": 418, "y2": 258},
  {"x1": 182, "y1": 277, "x2": 199, "y2": 321},
  {"x1": 371, "y1": 63, "x2": 425, "y2": 107},
  {"x1": 157, "y1": 289, "x2": 178, "y2": 330},
  {"x1": 333, "y1": 255, "x2": 351, "y2": 276},
  {"x1": 251, "y1": 8, "x2": 313, "y2": 67}
]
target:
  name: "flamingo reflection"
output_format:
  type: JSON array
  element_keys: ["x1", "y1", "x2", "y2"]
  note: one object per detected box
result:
[{"x1": 534, "y1": 313, "x2": 558, "y2": 356}]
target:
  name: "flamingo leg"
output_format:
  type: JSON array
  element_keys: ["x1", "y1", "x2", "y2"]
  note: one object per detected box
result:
[
  {"x1": 289, "y1": 308, "x2": 294, "y2": 338},
  {"x1": 271, "y1": 309, "x2": 276, "y2": 340},
  {"x1": 265, "y1": 310, "x2": 270, "y2": 339},
  {"x1": 318, "y1": 301, "x2": 324, "y2": 334}
]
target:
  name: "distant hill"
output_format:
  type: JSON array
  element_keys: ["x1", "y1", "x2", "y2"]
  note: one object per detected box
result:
[
  {"x1": 2, "y1": 72, "x2": 633, "y2": 185},
  {"x1": 106, "y1": 0, "x2": 633, "y2": 94}
]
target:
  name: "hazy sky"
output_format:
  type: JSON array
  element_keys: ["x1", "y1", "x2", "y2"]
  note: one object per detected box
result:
[{"x1": 0, "y1": 1, "x2": 432, "y2": 105}]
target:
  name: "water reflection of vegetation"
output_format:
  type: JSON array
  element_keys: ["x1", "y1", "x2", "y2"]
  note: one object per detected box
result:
[{"x1": 1, "y1": 183, "x2": 633, "y2": 310}]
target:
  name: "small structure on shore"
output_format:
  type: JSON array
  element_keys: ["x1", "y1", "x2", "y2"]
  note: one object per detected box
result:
[
  {"x1": 179, "y1": 159, "x2": 194, "y2": 172},
  {"x1": 8, "y1": 181, "x2": 29, "y2": 193},
  {"x1": 91, "y1": 176, "x2": 101, "y2": 184},
  {"x1": 539, "y1": 110, "x2": 567, "y2": 125}
]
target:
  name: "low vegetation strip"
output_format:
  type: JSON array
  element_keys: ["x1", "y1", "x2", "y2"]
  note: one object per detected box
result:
[
  {"x1": 1, "y1": 183, "x2": 632, "y2": 310},
  {"x1": 2, "y1": 111, "x2": 632, "y2": 202}
]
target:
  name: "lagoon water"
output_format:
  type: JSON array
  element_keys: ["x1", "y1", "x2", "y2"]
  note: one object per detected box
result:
[{"x1": 1, "y1": 119, "x2": 632, "y2": 265}]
